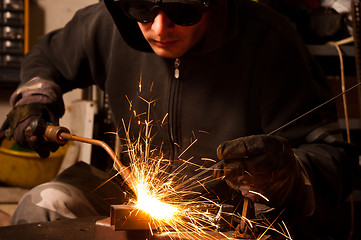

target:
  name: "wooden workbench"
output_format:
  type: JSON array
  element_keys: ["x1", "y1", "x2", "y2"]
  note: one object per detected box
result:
[{"x1": 0, "y1": 216, "x2": 103, "y2": 240}]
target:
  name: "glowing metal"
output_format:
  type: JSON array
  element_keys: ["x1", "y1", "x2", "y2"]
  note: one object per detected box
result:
[{"x1": 135, "y1": 186, "x2": 179, "y2": 221}]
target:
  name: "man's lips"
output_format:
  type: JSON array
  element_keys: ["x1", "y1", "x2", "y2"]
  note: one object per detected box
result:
[{"x1": 152, "y1": 40, "x2": 178, "y2": 48}]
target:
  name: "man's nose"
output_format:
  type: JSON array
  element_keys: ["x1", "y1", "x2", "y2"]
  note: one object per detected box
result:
[{"x1": 151, "y1": 11, "x2": 174, "y2": 35}]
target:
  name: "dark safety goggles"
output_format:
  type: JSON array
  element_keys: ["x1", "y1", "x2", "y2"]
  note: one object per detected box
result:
[{"x1": 114, "y1": 0, "x2": 209, "y2": 26}]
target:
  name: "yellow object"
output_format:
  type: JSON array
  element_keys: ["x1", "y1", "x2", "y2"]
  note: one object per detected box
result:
[{"x1": 0, "y1": 139, "x2": 68, "y2": 188}]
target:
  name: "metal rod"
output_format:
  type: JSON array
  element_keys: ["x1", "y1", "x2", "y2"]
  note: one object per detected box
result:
[
  {"x1": 267, "y1": 81, "x2": 361, "y2": 136},
  {"x1": 177, "y1": 81, "x2": 361, "y2": 187}
]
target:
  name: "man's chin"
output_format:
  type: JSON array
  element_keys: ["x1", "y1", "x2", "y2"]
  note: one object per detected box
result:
[{"x1": 151, "y1": 46, "x2": 184, "y2": 59}]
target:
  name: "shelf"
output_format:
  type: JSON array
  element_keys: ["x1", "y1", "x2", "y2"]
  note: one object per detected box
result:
[
  {"x1": 0, "y1": 37, "x2": 24, "y2": 41},
  {"x1": 0, "y1": 23, "x2": 24, "y2": 28},
  {"x1": 0, "y1": 50, "x2": 24, "y2": 55},
  {"x1": 308, "y1": 44, "x2": 355, "y2": 57},
  {"x1": 339, "y1": 119, "x2": 361, "y2": 130},
  {"x1": 0, "y1": 8, "x2": 24, "y2": 13},
  {"x1": 0, "y1": 0, "x2": 28, "y2": 88}
]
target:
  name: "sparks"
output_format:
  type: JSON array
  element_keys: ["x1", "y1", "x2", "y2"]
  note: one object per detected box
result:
[
  {"x1": 115, "y1": 96, "x2": 228, "y2": 239},
  {"x1": 248, "y1": 190, "x2": 269, "y2": 202},
  {"x1": 110, "y1": 95, "x2": 292, "y2": 239}
]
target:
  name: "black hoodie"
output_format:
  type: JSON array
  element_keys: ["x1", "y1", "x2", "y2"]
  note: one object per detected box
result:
[{"x1": 18, "y1": 0, "x2": 358, "y2": 238}]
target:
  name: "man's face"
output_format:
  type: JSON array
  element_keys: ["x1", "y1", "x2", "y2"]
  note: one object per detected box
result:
[{"x1": 137, "y1": 11, "x2": 210, "y2": 59}]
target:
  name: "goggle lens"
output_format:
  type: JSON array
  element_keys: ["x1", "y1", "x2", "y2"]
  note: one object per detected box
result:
[
  {"x1": 115, "y1": 1, "x2": 208, "y2": 26},
  {"x1": 127, "y1": 2, "x2": 157, "y2": 23}
]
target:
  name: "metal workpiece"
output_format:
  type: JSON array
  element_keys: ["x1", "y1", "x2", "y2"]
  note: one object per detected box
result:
[
  {"x1": 109, "y1": 203, "x2": 234, "y2": 231},
  {"x1": 94, "y1": 205, "x2": 156, "y2": 240},
  {"x1": 94, "y1": 204, "x2": 263, "y2": 240},
  {"x1": 110, "y1": 205, "x2": 157, "y2": 231}
]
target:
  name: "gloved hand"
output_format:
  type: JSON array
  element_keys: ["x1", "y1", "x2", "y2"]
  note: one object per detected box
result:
[
  {"x1": 214, "y1": 135, "x2": 307, "y2": 209},
  {"x1": 7, "y1": 104, "x2": 61, "y2": 158},
  {"x1": 6, "y1": 78, "x2": 65, "y2": 158}
]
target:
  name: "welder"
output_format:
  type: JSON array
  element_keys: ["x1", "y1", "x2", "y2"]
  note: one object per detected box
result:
[{"x1": 5, "y1": 0, "x2": 359, "y2": 239}]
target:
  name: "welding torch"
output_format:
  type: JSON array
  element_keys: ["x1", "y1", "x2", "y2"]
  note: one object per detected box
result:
[{"x1": 43, "y1": 124, "x2": 134, "y2": 191}]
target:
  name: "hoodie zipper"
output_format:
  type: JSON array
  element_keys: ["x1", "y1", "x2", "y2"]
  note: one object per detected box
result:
[
  {"x1": 174, "y1": 58, "x2": 180, "y2": 79},
  {"x1": 168, "y1": 58, "x2": 181, "y2": 161}
]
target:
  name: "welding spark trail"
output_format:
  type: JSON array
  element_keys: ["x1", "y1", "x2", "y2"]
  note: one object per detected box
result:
[{"x1": 111, "y1": 97, "x2": 244, "y2": 240}]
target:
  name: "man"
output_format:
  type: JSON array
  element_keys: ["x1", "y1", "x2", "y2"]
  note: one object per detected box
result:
[{"x1": 6, "y1": 0, "x2": 359, "y2": 239}]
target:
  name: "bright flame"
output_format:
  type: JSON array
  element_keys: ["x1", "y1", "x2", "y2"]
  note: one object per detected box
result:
[{"x1": 135, "y1": 185, "x2": 178, "y2": 221}]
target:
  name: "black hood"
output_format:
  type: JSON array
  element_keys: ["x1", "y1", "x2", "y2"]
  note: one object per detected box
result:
[{"x1": 103, "y1": 0, "x2": 240, "y2": 55}]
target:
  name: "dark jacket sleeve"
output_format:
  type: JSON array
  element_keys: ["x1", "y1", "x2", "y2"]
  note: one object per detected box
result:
[
  {"x1": 19, "y1": 3, "x2": 114, "y2": 93},
  {"x1": 294, "y1": 133, "x2": 359, "y2": 217},
  {"x1": 250, "y1": 9, "x2": 359, "y2": 223}
]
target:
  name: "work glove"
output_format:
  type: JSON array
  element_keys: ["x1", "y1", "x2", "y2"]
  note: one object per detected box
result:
[
  {"x1": 214, "y1": 135, "x2": 313, "y2": 213},
  {"x1": 6, "y1": 77, "x2": 65, "y2": 158}
]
